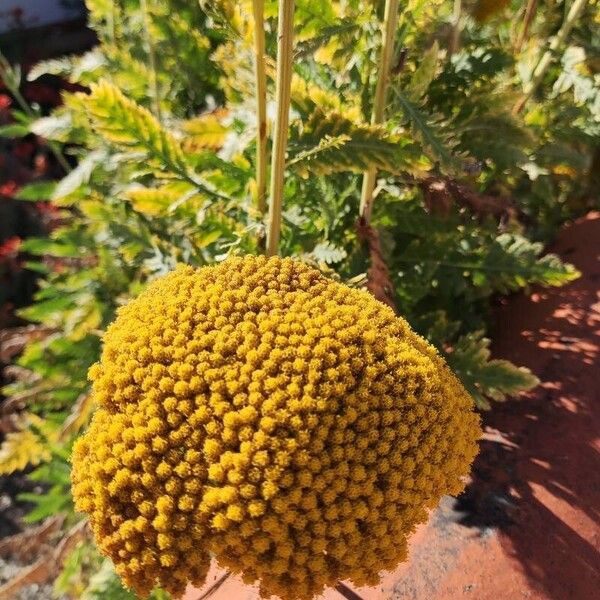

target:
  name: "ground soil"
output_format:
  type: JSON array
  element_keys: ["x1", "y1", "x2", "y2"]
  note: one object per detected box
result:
[{"x1": 184, "y1": 212, "x2": 600, "y2": 600}]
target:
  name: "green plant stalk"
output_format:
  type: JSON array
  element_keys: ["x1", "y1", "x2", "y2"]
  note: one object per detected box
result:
[
  {"x1": 252, "y1": 0, "x2": 268, "y2": 217},
  {"x1": 514, "y1": 0, "x2": 588, "y2": 113},
  {"x1": 449, "y1": 0, "x2": 462, "y2": 56},
  {"x1": 359, "y1": 0, "x2": 399, "y2": 222},
  {"x1": 107, "y1": 0, "x2": 117, "y2": 44},
  {"x1": 140, "y1": 0, "x2": 162, "y2": 122},
  {"x1": 515, "y1": 0, "x2": 538, "y2": 52},
  {"x1": 266, "y1": 0, "x2": 295, "y2": 256},
  {"x1": 0, "y1": 53, "x2": 71, "y2": 173}
]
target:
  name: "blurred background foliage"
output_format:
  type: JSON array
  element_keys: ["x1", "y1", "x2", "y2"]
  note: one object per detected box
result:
[{"x1": 0, "y1": 0, "x2": 597, "y2": 596}]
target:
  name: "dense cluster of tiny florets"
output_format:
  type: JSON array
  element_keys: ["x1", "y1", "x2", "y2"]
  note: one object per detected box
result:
[{"x1": 71, "y1": 255, "x2": 480, "y2": 600}]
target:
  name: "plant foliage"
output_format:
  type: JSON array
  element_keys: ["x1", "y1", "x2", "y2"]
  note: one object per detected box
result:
[{"x1": 1, "y1": 0, "x2": 597, "y2": 595}]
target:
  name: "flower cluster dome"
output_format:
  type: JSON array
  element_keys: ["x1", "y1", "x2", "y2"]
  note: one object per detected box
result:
[{"x1": 71, "y1": 255, "x2": 480, "y2": 600}]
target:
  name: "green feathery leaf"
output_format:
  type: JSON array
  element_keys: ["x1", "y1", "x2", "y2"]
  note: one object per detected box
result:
[
  {"x1": 398, "y1": 232, "x2": 580, "y2": 294},
  {"x1": 288, "y1": 108, "x2": 429, "y2": 176},
  {"x1": 83, "y1": 81, "x2": 230, "y2": 201},
  {"x1": 83, "y1": 81, "x2": 186, "y2": 170},
  {"x1": 481, "y1": 233, "x2": 581, "y2": 292},
  {"x1": 446, "y1": 331, "x2": 539, "y2": 409},
  {"x1": 395, "y1": 91, "x2": 460, "y2": 169}
]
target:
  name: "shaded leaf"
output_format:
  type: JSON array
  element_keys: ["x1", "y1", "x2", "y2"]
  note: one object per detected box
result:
[
  {"x1": 406, "y1": 41, "x2": 440, "y2": 100},
  {"x1": 446, "y1": 331, "x2": 539, "y2": 409},
  {"x1": 395, "y1": 91, "x2": 459, "y2": 169},
  {"x1": 16, "y1": 181, "x2": 56, "y2": 201}
]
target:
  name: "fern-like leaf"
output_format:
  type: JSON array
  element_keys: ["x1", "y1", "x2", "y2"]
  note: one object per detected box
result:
[
  {"x1": 399, "y1": 232, "x2": 580, "y2": 294},
  {"x1": 287, "y1": 134, "x2": 351, "y2": 175},
  {"x1": 405, "y1": 41, "x2": 440, "y2": 101},
  {"x1": 52, "y1": 149, "x2": 107, "y2": 203},
  {"x1": 291, "y1": 78, "x2": 361, "y2": 120},
  {"x1": 455, "y1": 99, "x2": 532, "y2": 170},
  {"x1": 294, "y1": 20, "x2": 360, "y2": 59},
  {"x1": 446, "y1": 331, "x2": 539, "y2": 409},
  {"x1": 84, "y1": 81, "x2": 186, "y2": 170},
  {"x1": 83, "y1": 82, "x2": 230, "y2": 201},
  {"x1": 483, "y1": 234, "x2": 580, "y2": 292},
  {"x1": 311, "y1": 241, "x2": 348, "y2": 264},
  {"x1": 81, "y1": 560, "x2": 137, "y2": 600},
  {"x1": 395, "y1": 91, "x2": 460, "y2": 170},
  {"x1": 288, "y1": 109, "x2": 428, "y2": 176}
]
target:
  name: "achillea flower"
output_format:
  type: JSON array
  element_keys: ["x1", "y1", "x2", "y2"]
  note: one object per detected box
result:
[{"x1": 71, "y1": 255, "x2": 480, "y2": 600}]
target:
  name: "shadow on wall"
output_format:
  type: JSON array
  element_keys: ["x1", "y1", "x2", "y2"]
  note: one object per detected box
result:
[{"x1": 455, "y1": 212, "x2": 600, "y2": 600}]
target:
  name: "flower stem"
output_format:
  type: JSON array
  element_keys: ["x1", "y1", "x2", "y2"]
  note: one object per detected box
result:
[
  {"x1": 359, "y1": 0, "x2": 399, "y2": 223},
  {"x1": 266, "y1": 0, "x2": 295, "y2": 256}
]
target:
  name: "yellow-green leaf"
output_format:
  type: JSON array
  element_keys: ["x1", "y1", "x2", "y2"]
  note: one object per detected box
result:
[
  {"x1": 0, "y1": 415, "x2": 53, "y2": 475},
  {"x1": 182, "y1": 112, "x2": 229, "y2": 151}
]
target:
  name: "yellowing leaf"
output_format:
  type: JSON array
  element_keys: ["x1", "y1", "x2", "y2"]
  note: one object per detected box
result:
[
  {"x1": 182, "y1": 112, "x2": 229, "y2": 151},
  {"x1": 124, "y1": 183, "x2": 200, "y2": 216},
  {"x1": 314, "y1": 42, "x2": 337, "y2": 65},
  {"x1": 66, "y1": 302, "x2": 103, "y2": 341},
  {"x1": 291, "y1": 77, "x2": 361, "y2": 121},
  {"x1": 125, "y1": 188, "x2": 178, "y2": 216},
  {"x1": 83, "y1": 81, "x2": 187, "y2": 171},
  {"x1": 0, "y1": 414, "x2": 53, "y2": 475},
  {"x1": 551, "y1": 164, "x2": 577, "y2": 178}
]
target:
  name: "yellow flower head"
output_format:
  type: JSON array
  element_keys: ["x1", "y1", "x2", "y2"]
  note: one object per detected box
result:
[{"x1": 71, "y1": 255, "x2": 480, "y2": 600}]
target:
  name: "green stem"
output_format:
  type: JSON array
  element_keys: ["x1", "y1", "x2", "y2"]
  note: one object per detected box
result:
[
  {"x1": 252, "y1": 0, "x2": 268, "y2": 218},
  {"x1": 140, "y1": 0, "x2": 162, "y2": 122},
  {"x1": 108, "y1": 0, "x2": 117, "y2": 44},
  {"x1": 266, "y1": 0, "x2": 295, "y2": 257},
  {"x1": 514, "y1": 0, "x2": 588, "y2": 114},
  {"x1": 359, "y1": 0, "x2": 399, "y2": 222}
]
